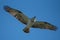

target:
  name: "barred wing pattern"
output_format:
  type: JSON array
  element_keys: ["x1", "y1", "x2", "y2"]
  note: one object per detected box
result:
[
  {"x1": 4, "y1": 6, "x2": 57, "y2": 33},
  {"x1": 32, "y1": 21, "x2": 57, "y2": 31},
  {"x1": 4, "y1": 6, "x2": 29, "y2": 24}
]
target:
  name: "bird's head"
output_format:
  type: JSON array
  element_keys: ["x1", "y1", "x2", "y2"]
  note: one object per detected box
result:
[{"x1": 31, "y1": 16, "x2": 36, "y2": 23}]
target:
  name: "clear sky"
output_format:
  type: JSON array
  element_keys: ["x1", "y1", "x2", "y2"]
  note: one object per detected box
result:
[{"x1": 0, "y1": 0, "x2": 60, "y2": 40}]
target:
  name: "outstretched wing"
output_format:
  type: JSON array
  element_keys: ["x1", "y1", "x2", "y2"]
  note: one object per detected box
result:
[
  {"x1": 4, "y1": 6, "x2": 29, "y2": 24},
  {"x1": 32, "y1": 21, "x2": 57, "y2": 31},
  {"x1": 4, "y1": 6, "x2": 57, "y2": 32}
]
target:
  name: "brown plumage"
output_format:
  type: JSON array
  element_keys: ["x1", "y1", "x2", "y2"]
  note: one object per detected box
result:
[{"x1": 4, "y1": 6, "x2": 57, "y2": 33}]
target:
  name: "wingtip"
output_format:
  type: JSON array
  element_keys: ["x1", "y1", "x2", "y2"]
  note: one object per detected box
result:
[
  {"x1": 4, "y1": 5, "x2": 11, "y2": 12},
  {"x1": 49, "y1": 26, "x2": 58, "y2": 31},
  {"x1": 4, "y1": 5, "x2": 9, "y2": 9},
  {"x1": 53, "y1": 26, "x2": 58, "y2": 31}
]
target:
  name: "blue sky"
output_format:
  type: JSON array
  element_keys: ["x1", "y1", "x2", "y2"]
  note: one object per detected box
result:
[{"x1": 0, "y1": 0, "x2": 60, "y2": 40}]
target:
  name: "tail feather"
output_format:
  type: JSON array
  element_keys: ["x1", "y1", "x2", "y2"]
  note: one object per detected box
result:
[{"x1": 23, "y1": 27, "x2": 30, "y2": 33}]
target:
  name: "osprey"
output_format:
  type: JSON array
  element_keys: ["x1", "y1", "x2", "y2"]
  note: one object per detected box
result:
[{"x1": 4, "y1": 6, "x2": 57, "y2": 33}]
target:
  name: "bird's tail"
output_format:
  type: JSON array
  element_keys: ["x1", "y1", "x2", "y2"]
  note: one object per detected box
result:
[{"x1": 23, "y1": 27, "x2": 30, "y2": 33}]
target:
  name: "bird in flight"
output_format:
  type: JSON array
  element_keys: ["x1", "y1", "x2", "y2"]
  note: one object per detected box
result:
[{"x1": 4, "y1": 6, "x2": 57, "y2": 33}]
